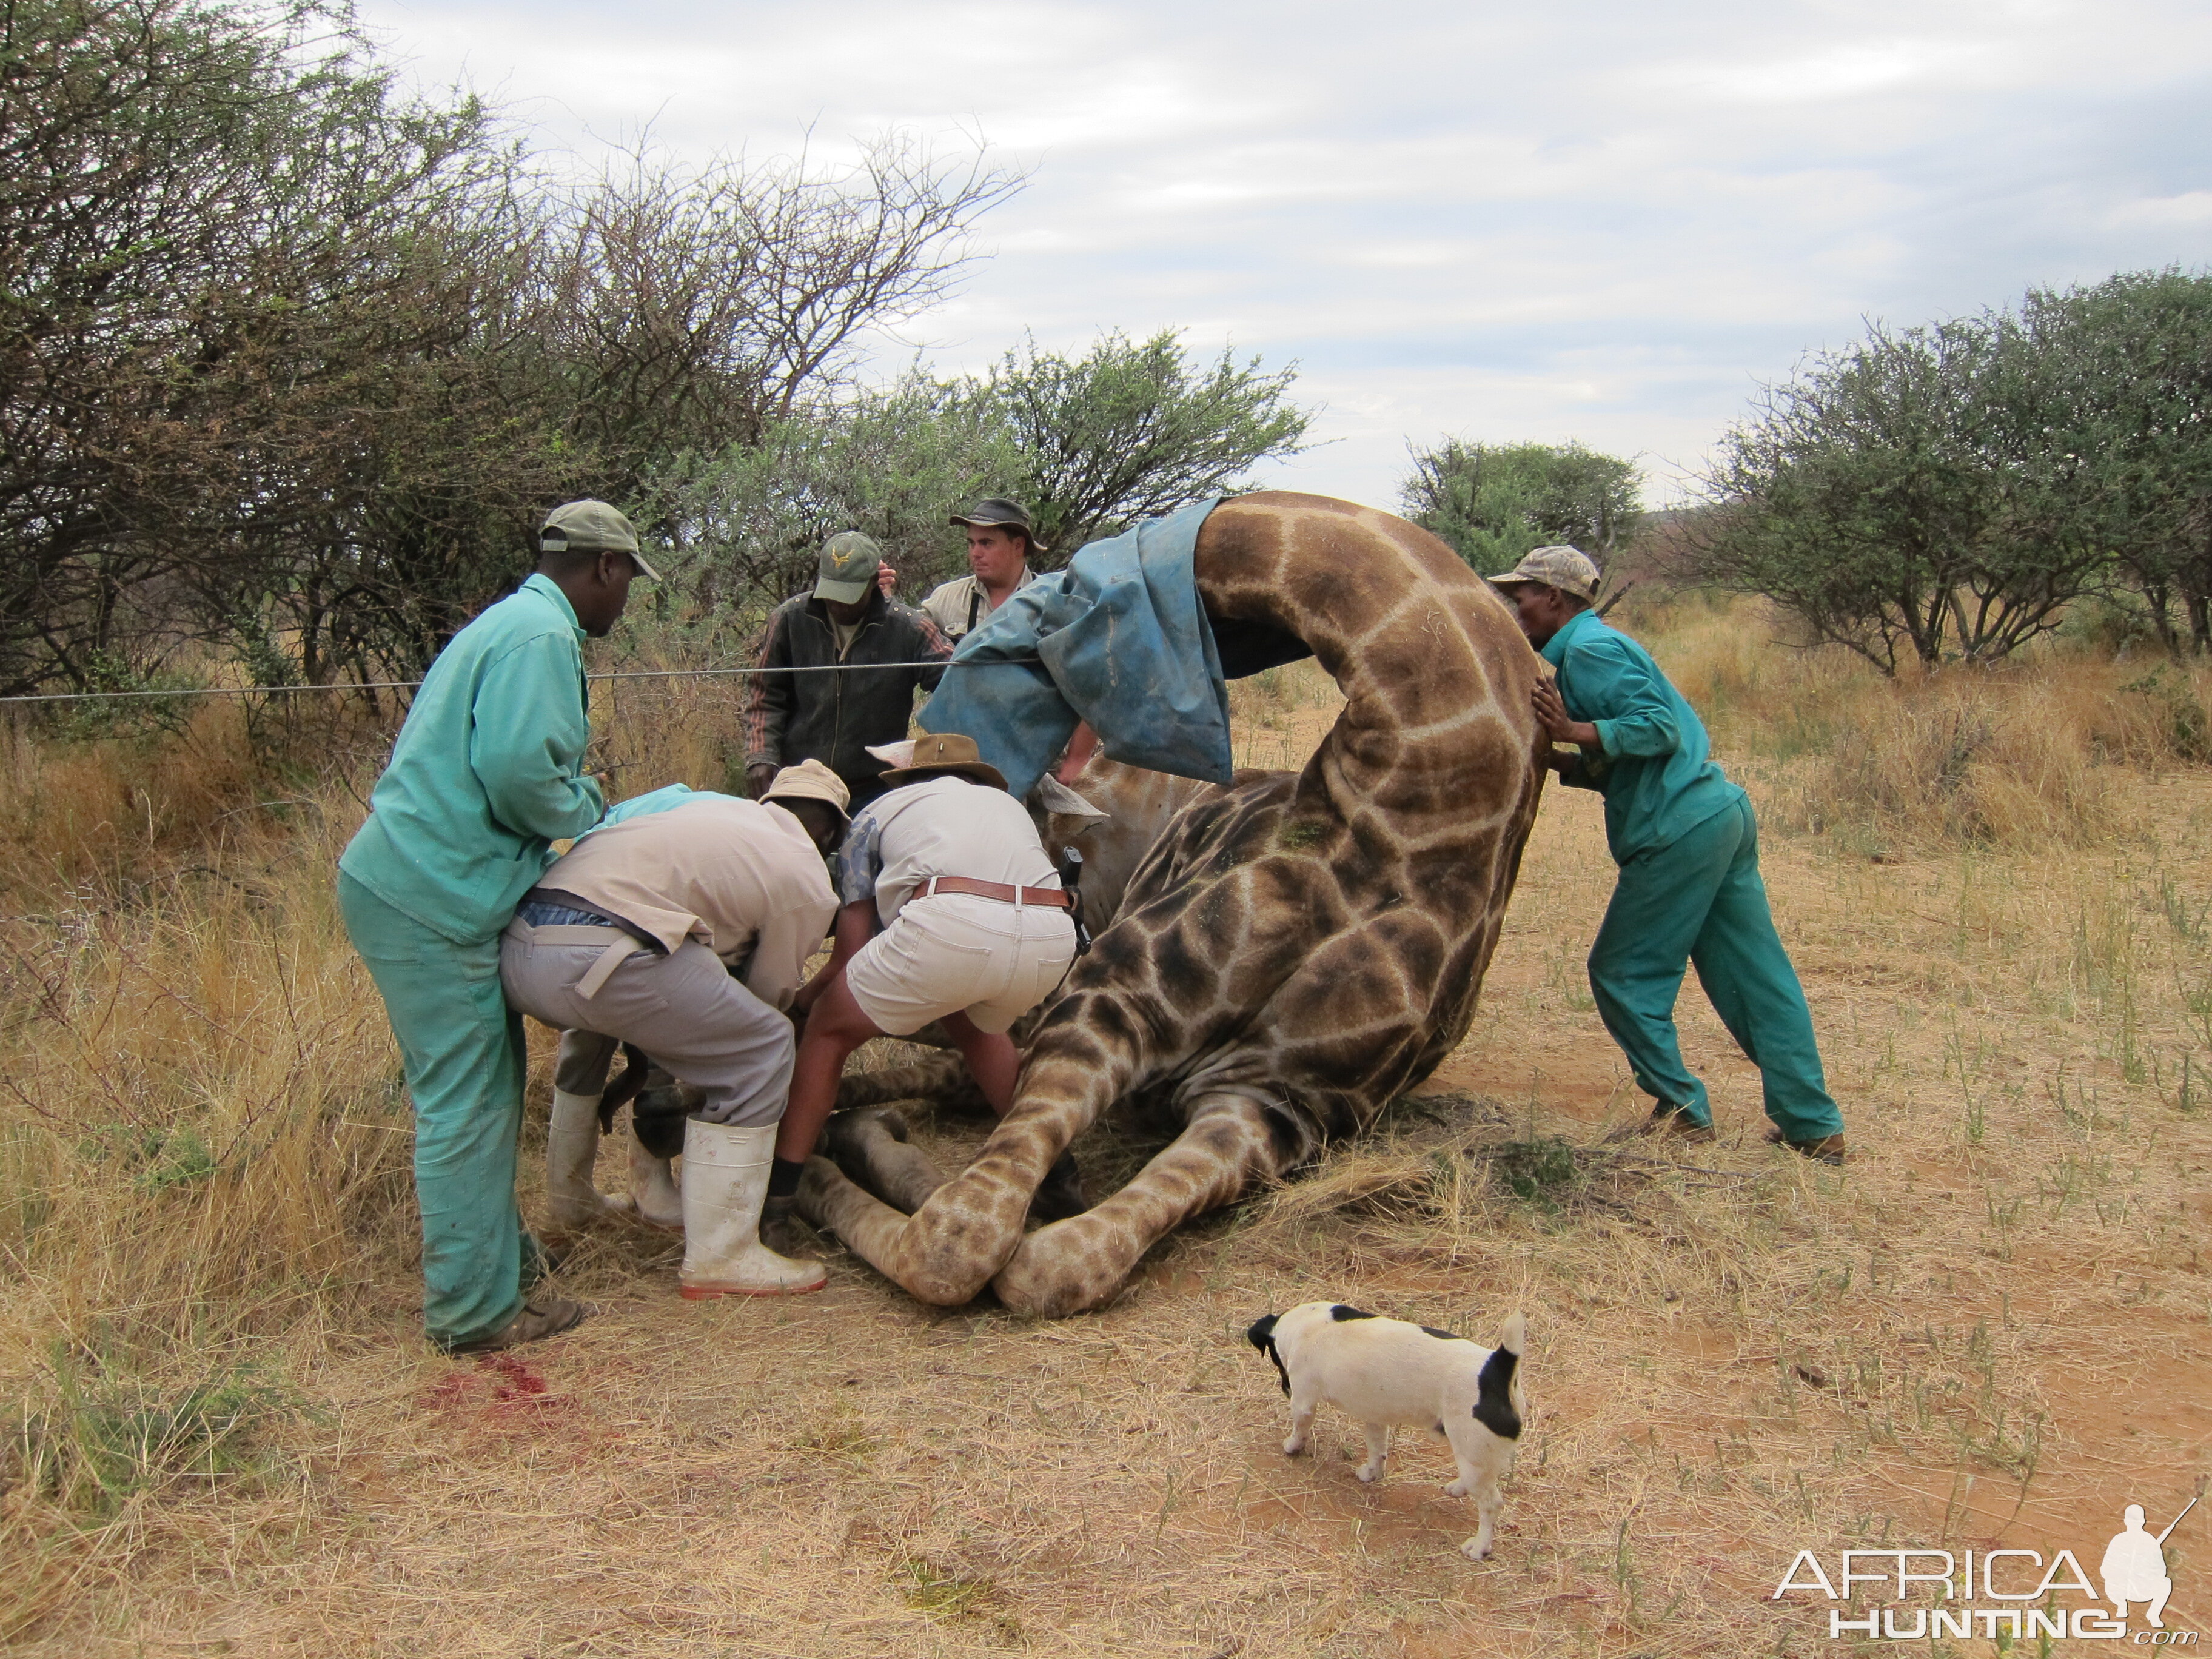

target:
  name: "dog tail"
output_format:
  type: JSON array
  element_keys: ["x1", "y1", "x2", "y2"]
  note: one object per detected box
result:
[
  {"x1": 1471, "y1": 1313, "x2": 1525, "y2": 1441},
  {"x1": 1245, "y1": 1313, "x2": 1290, "y2": 1397}
]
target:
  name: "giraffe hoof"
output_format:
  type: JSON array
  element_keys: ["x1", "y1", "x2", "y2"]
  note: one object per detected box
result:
[{"x1": 990, "y1": 1222, "x2": 1121, "y2": 1319}]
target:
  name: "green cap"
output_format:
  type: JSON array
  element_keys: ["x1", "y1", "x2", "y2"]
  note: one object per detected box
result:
[
  {"x1": 540, "y1": 500, "x2": 660, "y2": 580},
  {"x1": 813, "y1": 530, "x2": 882, "y2": 605}
]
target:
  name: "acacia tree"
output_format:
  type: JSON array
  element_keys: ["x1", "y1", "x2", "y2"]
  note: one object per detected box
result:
[
  {"x1": 0, "y1": 0, "x2": 502, "y2": 694},
  {"x1": 987, "y1": 329, "x2": 1312, "y2": 555},
  {"x1": 0, "y1": 1, "x2": 1025, "y2": 692},
  {"x1": 1696, "y1": 316, "x2": 2114, "y2": 671},
  {"x1": 646, "y1": 375, "x2": 1022, "y2": 620},
  {"x1": 1398, "y1": 440, "x2": 1641, "y2": 575},
  {"x1": 2022, "y1": 270, "x2": 2212, "y2": 654}
]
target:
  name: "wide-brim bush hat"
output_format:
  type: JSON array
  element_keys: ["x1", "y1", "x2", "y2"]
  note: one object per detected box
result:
[
  {"x1": 873, "y1": 732, "x2": 1007, "y2": 791},
  {"x1": 948, "y1": 497, "x2": 1048, "y2": 553}
]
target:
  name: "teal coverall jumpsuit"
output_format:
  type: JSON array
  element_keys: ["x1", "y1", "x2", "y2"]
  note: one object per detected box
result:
[
  {"x1": 337, "y1": 574, "x2": 605, "y2": 1348},
  {"x1": 1543, "y1": 609, "x2": 1844, "y2": 1143}
]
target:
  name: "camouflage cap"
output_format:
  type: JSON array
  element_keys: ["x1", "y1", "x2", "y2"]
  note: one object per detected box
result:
[
  {"x1": 949, "y1": 497, "x2": 1048, "y2": 553},
  {"x1": 1490, "y1": 545, "x2": 1600, "y2": 602},
  {"x1": 813, "y1": 530, "x2": 882, "y2": 606},
  {"x1": 540, "y1": 500, "x2": 660, "y2": 579}
]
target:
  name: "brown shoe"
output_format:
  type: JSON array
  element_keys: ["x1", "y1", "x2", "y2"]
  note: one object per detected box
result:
[
  {"x1": 1609, "y1": 1103, "x2": 1714, "y2": 1145},
  {"x1": 1768, "y1": 1128, "x2": 1846, "y2": 1166},
  {"x1": 445, "y1": 1296, "x2": 586, "y2": 1354}
]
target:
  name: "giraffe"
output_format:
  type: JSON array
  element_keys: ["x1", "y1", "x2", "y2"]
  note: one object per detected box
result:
[{"x1": 797, "y1": 492, "x2": 1545, "y2": 1316}]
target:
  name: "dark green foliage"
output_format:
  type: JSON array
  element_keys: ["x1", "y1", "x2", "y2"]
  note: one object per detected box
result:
[
  {"x1": 0, "y1": 1, "x2": 1019, "y2": 694},
  {"x1": 648, "y1": 332, "x2": 1316, "y2": 605},
  {"x1": 990, "y1": 329, "x2": 1312, "y2": 556},
  {"x1": 1697, "y1": 271, "x2": 2212, "y2": 669},
  {"x1": 1399, "y1": 440, "x2": 1643, "y2": 575},
  {"x1": 2021, "y1": 270, "x2": 2212, "y2": 655}
]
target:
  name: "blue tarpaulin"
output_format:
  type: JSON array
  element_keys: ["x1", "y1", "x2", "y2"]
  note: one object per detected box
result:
[{"x1": 919, "y1": 497, "x2": 1233, "y2": 800}]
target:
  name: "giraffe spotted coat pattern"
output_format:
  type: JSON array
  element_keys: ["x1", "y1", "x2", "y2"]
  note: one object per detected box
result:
[{"x1": 798, "y1": 493, "x2": 1546, "y2": 1316}]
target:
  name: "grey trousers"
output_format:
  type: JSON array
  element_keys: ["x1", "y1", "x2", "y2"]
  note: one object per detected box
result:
[{"x1": 500, "y1": 919, "x2": 795, "y2": 1127}]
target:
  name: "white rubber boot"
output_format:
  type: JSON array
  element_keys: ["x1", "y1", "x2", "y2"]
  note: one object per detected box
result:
[
  {"x1": 629, "y1": 1136, "x2": 684, "y2": 1232},
  {"x1": 678, "y1": 1120, "x2": 827, "y2": 1298},
  {"x1": 545, "y1": 1089, "x2": 622, "y2": 1232}
]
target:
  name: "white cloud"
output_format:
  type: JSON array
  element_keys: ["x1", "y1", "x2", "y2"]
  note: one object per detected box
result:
[{"x1": 358, "y1": 0, "x2": 2212, "y2": 512}]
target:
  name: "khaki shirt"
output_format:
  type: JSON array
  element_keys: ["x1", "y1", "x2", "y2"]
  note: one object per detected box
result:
[
  {"x1": 834, "y1": 776, "x2": 1059, "y2": 926},
  {"x1": 538, "y1": 798, "x2": 836, "y2": 1010},
  {"x1": 921, "y1": 567, "x2": 1036, "y2": 640}
]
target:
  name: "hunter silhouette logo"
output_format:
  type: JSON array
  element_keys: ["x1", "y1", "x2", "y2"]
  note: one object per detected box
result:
[
  {"x1": 1772, "y1": 1483, "x2": 2203, "y2": 1643},
  {"x1": 2106, "y1": 1496, "x2": 2196, "y2": 1631}
]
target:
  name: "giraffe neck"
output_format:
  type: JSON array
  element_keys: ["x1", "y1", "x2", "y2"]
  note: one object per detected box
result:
[{"x1": 1198, "y1": 495, "x2": 1520, "y2": 835}]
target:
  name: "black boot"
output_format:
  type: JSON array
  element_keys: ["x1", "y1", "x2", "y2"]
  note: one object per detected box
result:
[{"x1": 759, "y1": 1193, "x2": 825, "y2": 1259}]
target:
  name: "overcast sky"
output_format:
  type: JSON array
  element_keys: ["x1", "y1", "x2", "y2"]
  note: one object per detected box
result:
[{"x1": 358, "y1": 0, "x2": 2212, "y2": 509}]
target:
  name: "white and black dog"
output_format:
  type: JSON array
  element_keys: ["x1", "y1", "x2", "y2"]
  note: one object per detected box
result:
[{"x1": 1245, "y1": 1302, "x2": 1527, "y2": 1559}]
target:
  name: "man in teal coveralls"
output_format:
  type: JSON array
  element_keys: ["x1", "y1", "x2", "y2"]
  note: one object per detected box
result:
[
  {"x1": 337, "y1": 501, "x2": 657, "y2": 1351},
  {"x1": 1494, "y1": 546, "x2": 1847, "y2": 1165}
]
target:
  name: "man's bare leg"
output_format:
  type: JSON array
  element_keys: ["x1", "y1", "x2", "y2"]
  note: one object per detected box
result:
[
  {"x1": 941, "y1": 1009, "x2": 1017, "y2": 1115},
  {"x1": 780, "y1": 971, "x2": 880, "y2": 1164}
]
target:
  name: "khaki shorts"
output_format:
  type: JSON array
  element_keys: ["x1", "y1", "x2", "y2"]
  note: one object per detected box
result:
[{"x1": 845, "y1": 893, "x2": 1078, "y2": 1037}]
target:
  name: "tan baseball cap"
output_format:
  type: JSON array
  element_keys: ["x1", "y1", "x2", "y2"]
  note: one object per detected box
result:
[
  {"x1": 760, "y1": 758, "x2": 851, "y2": 825},
  {"x1": 540, "y1": 500, "x2": 661, "y2": 580},
  {"x1": 813, "y1": 530, "x2": 882, "y2": 605},
  {"x1": 1489, "y1": 545, "x2": 1599, "y2": 602}
]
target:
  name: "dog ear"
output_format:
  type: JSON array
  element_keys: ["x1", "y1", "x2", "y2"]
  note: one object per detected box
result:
[
  {"x1": 1472, "y1": 1342, "x2": 1522, "y2": 1440},
  {"x1": 1245, "y1": 1313, "x2": 1290, "y2": 1397}
]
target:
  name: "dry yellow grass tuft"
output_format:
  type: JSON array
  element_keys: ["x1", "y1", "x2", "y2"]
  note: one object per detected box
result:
[
  {"x1": 1641, "y1": 591, "x2": 2212, "y2": 851},
  {"x1": 1, "y1": 602, "x2": 2209, "y2": 1655}
]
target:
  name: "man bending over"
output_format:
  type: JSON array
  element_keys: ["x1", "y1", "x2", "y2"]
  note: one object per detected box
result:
[
  {"x1": 338, "y1": 500, "x2": 651, "y2": 1353},
  {"x1": 771, "y1": 733, "x2": 1085, "y2": 1243},
  {"x1": 500, "y1": 763, "x2": 848, "y2": 1296}
]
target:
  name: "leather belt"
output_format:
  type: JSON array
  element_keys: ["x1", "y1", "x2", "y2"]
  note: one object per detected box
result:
[
  {"x1": 517, "y1": 886, "x2": 666, "y2": 1000},
  {"x1": 915, "y1": 875, "x2": 1074, "y2": 910}
]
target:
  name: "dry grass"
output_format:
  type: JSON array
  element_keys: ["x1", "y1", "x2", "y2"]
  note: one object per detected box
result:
[{"x1": 2, "y1": 602, "x2": 2210, "y2": 1655}]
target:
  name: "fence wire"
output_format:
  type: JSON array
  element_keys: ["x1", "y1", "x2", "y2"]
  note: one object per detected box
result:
[{"x1": 0, "y1": 659, "x2": 1038, "y2": 707}]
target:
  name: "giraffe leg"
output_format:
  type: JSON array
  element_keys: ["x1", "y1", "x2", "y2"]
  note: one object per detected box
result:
[
  {"x1": 794, "y1": 1046, "x2": 1119, "y2": 1305},
  {"x1": 833, "y1": 1050, "x2": 982, "y2": 1114},
  {"x1": 821, "y1": 1107, "x2": 950, "y2": 1215},
  {"x1": 990, "y1": 1091, "x2": 1286, "y2": 1318}
]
